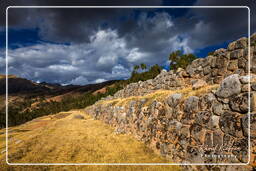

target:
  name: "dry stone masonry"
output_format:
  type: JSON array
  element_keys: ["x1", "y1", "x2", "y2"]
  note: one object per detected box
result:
[{"x1": 85, "y1": 33, "x2": 256, "y2": 170}]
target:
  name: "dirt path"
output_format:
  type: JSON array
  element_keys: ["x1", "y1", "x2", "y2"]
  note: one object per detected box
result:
[{"x1": 0, "y1": 110, "x2": 180, "y2": 171}]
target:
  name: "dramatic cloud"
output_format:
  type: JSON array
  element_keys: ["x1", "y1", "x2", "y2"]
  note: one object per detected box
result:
[
  {"x1": 2, "y1": 14, "x2": 192, "y2": 85},
  {"x1": 0, "y1": 0, "x2": 255, "y2": 84}
]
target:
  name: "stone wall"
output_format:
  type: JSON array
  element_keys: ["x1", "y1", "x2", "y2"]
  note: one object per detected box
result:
[
  {"x1": 108, "y1": 33, "x2": 256, "y2": 99},
  {"x1": 86, "y1": 74, "x2": 255, "y2": 167},
  {"x1": 85, "y1": 34, "x2": 256, "y2": 170}
]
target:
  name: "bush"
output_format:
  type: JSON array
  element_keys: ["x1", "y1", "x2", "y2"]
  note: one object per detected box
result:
[{"x1": 169, "y1": 50, "x2": 197, "y2": 70}]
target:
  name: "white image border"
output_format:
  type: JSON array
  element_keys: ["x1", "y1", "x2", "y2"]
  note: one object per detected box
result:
[{"x1": 5, "y1": 6, "x2": 251, "y2": 166}]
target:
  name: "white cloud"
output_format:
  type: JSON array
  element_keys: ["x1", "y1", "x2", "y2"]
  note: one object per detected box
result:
[
  {"x1": 69, "y1": 76, "x2": 88, "y2": 85},
  {"x1": 94, "y1": 78, "x2": 107, "y2": 83},
  {"x1": 1, "y1": 12, "x2": 197, "y2": 85}
]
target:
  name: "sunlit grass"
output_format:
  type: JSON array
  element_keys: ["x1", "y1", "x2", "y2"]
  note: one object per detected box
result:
[
  {"x1": 0, "y1": 111, "x2": 180, "y2": 171},
  {"x1": 99, "y1": 84, "x2": 219, "y2": 107}
]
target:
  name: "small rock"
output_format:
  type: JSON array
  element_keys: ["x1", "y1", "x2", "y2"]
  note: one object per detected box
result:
[
  {"x1": 241, "y1": 84, "x2": 250, "y2": 92},
  {"x1": 184, "y1": 96, "x2": 199, "y2": 113},
  {"x1": 229, "y1": 93, "x2": 249, "y2": 113},
  {"x1": 114, "y1": 127, "x2": 125, "y2": 134},
  {"x1": 230, "y1": 49, "x2": 244, "y2": 59},
  {"x1": 192, "y1": 79, "x2": 207, "y2": 90},
  {"x1": 212, "y1": 101, "x2": 223, "y2": 116},
  {"x1": 166, "y1": 93, "x2": 182, "y2": 107},
  {"x1": 251, "y1": 83, "x2": 256, "y2": 91},
  {"x1": 219, "y1": 111, "x2": 243, "y2": 137},
  {"x1": 227, "y1": 41, "x2": 236, "y2": 51},
  {"x1": 73, "y1": 114, "x2": 85, "y2": 119},
  {"x1": 241, "y1": 112, "x2": 256, "y2": 138},
  {"x1": 15, "y1": 140, "x2": 22, "y2": 144},
  {"x1": 195, "y1": 111, "x2": 212, "y2": 126},
  {"x1": 240, "y1": 75, "x2": 256, "y2": 84},
  {"x1": 227, "y1": 60, "x2": 238, "y2": 71}
]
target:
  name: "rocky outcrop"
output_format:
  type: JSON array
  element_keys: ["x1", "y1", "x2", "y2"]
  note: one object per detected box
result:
[{"x1": 85, "y1": 34, "x2": 256, "y2": 170}]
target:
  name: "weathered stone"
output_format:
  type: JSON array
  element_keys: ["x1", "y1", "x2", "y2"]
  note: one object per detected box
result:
[
  {"x1": 168, "y1": 120, "x2": 182, "y2": 132},
  {"x1": 252, "y1": 92, "x2": 256, "y2": 112},
  {"x1": 219, "y1": 111, "x2": 243, "y2": 137},
  {"x1": 229, "y1": 93, "x2": 249, "y2": 113},
  {"x1": 213, "y1": 76, "x2": 223, "y2": 84},
  {"x1": 216, "y1": 57, "x2": 228, "y2": 69},
  {"x1": 184, "y1": 96, "x2": 199, "y2": 113},
  {"x1": 207, "y1": 55, "x2": 217, "y2": 68},
  {"x1": 195, "y1": 111, "x2": 212, "y2": 126},
  {"x1": 186, "y1": 65, "x2": 196, "y2": 76},
  {"x1": 212, "y1": 101, "x2": 223, "y2": 116},
  {"x1": 215, "y1": 74, "x2": 241, "y2": 98},
  {"x1": 231, "y1": 138, "x2": 248, "y2": 163},
  {"x1": 230, "y1": 49, "x2": 244, "y2": 59},
  {"x1": 240, "y1": 75, "x2": 256, "y2": 84},
  {"x1": 114, "y1": 127, "x2": 125, "y2": 134},
  {"x1": 73, "y1": 114, "x2": 85, "y2": 119},
  {"x1": 203, "y1": 131, "x2": 213, "y2": 147},
  {"x1": 214, "y1": 48, "x2": 226, "y2": 56},
  {"x1": 252, "y1": 83, "x2": 256, "y2": 91},
  {"x1": 235, "y1": 37, "x2": 248, "y2": 49},
  {"x1": 190, "y1": 124, "x2": 205, "y2": 144},
  {"x1": 227, "y1": 41, "x2": 236, "y2": 51},
  {"x1": 192, "y1": 79, "x2": 207, "y2": 90},
  {"x1": 200, "y1": 93, "x2": 216, "y2": 110},
  {"x1": 166, "y1": 93, "x2": 182, "y2": 107},
  {"x1": 238, "y1": 57, "x2": 247, "y2": 69},
  {"x1": 203, "y1": 65, "x2": 211, "y2": 75},
  {"x1": 186, "y1": 146, "x2": 202, "y2": 163},
  {"x1": 210, "y1": 115, "x2": 220, "y2": 129},
  {"x1": 160, "y1": 143, "x2": 169, "y2": 156},
  {"x1": 241, "y1": 84, "x2": 250, "y2": 92},
  {"x1": 212, "y1": 130, "x2": 224, "y2": 147},
  {"x1": 180, "y1": 125, "x2": 190, "y2": 138},
  {"x1": 227, "y1": 60, "x2": 238, "y2": 71},
  {"x1": 241, "y1": 113, "x2": 256, "y2": 138}
]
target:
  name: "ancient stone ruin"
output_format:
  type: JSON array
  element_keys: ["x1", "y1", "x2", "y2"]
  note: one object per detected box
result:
[{"x1": 85, "y1": 33, "x2": 256, "y2": 170}]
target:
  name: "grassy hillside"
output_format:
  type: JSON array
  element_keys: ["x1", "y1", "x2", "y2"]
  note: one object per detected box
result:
[
  {"x1": 0, "y1": 64, "x2": 162, "y2": 128},
  {"x1": 0, "y1": 110, "x2": 180, "y2": 171}
]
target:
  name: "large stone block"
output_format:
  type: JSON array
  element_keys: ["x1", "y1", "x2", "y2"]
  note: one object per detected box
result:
[{"x1": 215, "y1": 74, "x2": 241, "y2": 98}]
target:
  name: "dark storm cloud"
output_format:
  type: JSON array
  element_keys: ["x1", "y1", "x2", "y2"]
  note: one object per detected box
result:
[
  {"x1": 0, "y1": 0, "x2": 163, "y2": 27},
  {"x1": 190, "y1": 0, "x2": 256, "y2": 46},
  {"x1": 1, "y1": 0, "x2": 255, "y2": 85}
]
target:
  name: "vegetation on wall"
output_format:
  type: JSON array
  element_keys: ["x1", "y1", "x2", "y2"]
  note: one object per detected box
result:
[{"x1": 169, "y1": 50, "x2": 197, "y2": 70}]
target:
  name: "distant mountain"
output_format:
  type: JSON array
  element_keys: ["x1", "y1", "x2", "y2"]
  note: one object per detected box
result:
[{"x1": 0, "y1": 74, "x2": 117, "y2": 96}]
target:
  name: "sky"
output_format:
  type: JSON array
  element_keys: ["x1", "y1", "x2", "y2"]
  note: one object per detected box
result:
[{"x1": 0, "y1": 0, "x2": 255, "y2": 85}]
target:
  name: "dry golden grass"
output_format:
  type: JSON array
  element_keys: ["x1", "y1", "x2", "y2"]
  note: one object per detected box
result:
[
  {"x1": 0, "y1": 74, "x2": 17, "y2": 79},
  {"x1": 99, "y1": 84, "x2": 219, "y2": 107},
  {"x1": 0, "y1": 110, "x2": 180, "y2": 171}
]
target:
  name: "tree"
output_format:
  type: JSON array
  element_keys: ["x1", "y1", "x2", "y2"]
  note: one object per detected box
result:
[
  {"x1": 169, "y1": 50, "x2": 197, "y2": 70},
  {"x1": 140, "y1": 63, "x2": 147, "y2": 70},
  {"x1": 133, "y1": 65, "x2": 140, "y2": 72}
]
